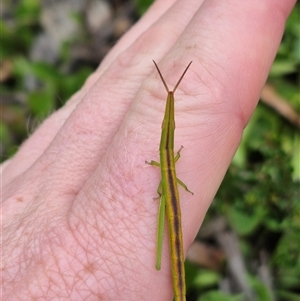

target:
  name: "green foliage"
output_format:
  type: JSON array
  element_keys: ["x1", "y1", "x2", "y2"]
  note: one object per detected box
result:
[
  {"x1": 203, "y1": 95, "x2": 299, "y2": 299},
  {"x1": 12, "y1": 57, "x2": 92, "y2": 118},
  {"x1": 193, "y1": 269, "x2": 220, "y2": 288},
  {"x1": 1, "y1": 0, "x2": 41, "y2": 57},
  {"x1": 227, "y1": 206, "x2": 262, "y2": 235},
  {"x1": 213, "y1": 117, "x2": 300, "y2": 296},
  {"x1": 0, "y1": 122, "x2": 12, "y2": 154},
  {"x1": 15, "y1": 0, "x2": 41, "y2": 22},
  {"x1": 248, "y1": 274, "x2": 274, "y2": 301},
  {"x1": 134, "y1": 0, "x2": 154, "y2": 15},
  {"x1": 1, "y1": 0, "x2": 92, "y2": 158},
  {"x1": 198, "y1": 291, "x2": 243, "y2": 301},
  {"x1": 270, "y1": 5, "x2": 300, "y2": 76}
]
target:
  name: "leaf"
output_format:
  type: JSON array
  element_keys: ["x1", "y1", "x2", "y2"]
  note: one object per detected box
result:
[
  {"x1": 28, "y1": 89, "x2": 55, "y2": 117},
  {"x1": 198, "y1": 291, "x2": 243, "y2": 301},
  {"x1": 227, "y1": 207, "x2": 262, "y2": 235},
  {"x1": 269, "y1": 60, "x2": 297, "y2": 77},
  {"x1": 193, "y1": 270, "x2": 220, "y2": 288}
]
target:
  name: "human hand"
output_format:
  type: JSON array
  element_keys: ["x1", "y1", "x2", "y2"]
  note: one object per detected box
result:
[{"x1": 2, "y1": 0, "x2": 296, "y2": 300}]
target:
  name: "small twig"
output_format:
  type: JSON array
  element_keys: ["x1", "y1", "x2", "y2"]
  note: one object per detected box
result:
[
  {"x1": 257, "y1": 251, "x2": 276, "y2": 301},
  {"x1": 260, "y1": 84, "x2": 300, "y2": 129},
  {"x1": 216, "y1": 231, "x2": 257, "y2": 301},
  {"x1": 187, "y1": 241, "x2": 225, "y2": 270}
]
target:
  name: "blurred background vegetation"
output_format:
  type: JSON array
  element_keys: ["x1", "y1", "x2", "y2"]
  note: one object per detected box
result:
[{"x1": 1, "y1": 1, "x2": 299, "y2": 300}]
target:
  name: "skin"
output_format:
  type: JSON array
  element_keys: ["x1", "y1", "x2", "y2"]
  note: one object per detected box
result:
[{"x1": 2, "y1": 0, "x2": 296, "y2": 300}]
